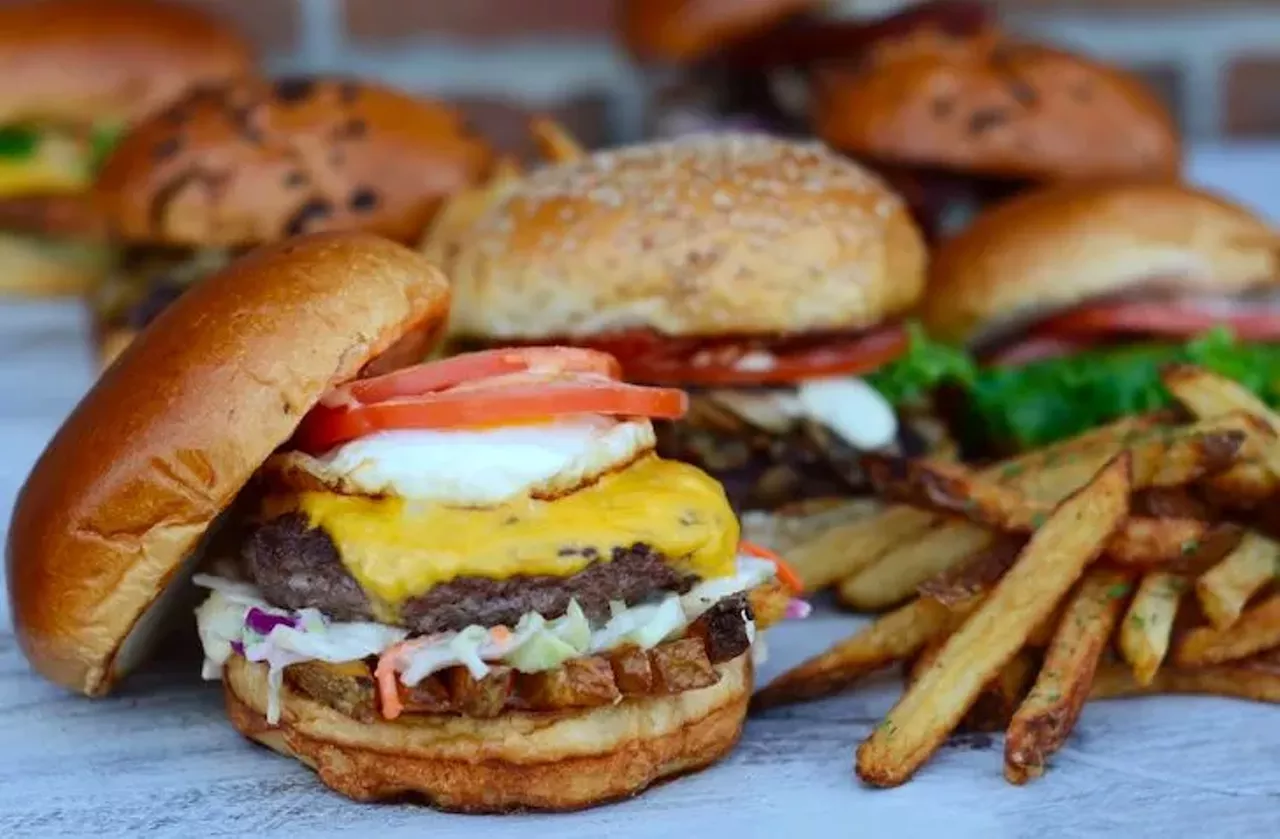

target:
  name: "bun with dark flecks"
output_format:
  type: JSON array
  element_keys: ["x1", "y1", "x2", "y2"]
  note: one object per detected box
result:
[
  {"x1": 813, "y1": 30, "x2": 1181, "y2": 182},
  {"x1": 95, "y1": 77, "x2": 495, "y2": 247}
]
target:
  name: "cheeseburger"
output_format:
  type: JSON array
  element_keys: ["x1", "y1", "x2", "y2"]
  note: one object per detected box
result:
[
  {"x1": 921, "y1": 181, "x2": 1280, "y2": 454},
  {"x1": 0, "y1": 0, "x2": 254, "y2": 296},
  {"x1": 91, "y1": 75, "x2": 494, "y2": 366},
  {"x1": 436, "y1": 133, "x2": 944, "y2": 513},
  {"x1": 812, "y1": 28, "x2": 1181, "y2": 240},
  {"x1": 8, "y1": 232, "x2": 799, "y2": 811}
]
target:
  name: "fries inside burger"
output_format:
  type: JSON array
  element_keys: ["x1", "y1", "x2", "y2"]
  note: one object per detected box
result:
[{"x1": 7, "y1": 232, "x2": 801, "y2": 812}]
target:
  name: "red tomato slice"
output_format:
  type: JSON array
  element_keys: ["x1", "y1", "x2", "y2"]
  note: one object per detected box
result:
[
  {"x1": 579, "y1": 324, "x2": 909, "y2": 386},
  {"x1": 984, "y1": 335, "x2": 1096, "y2": 367},
  {"x1": 321, "y1": 347, "x2": 621, "y2": 408},
  {"x1": 1038, "y1": 300, "x2": 1280, "y2": 342},
  {"x1": 297, "y1": 379, "x2": 688, "y2": 453}
]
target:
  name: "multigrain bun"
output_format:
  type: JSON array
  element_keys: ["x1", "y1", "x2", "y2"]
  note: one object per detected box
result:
[
  {"x1": 446, "y1": 133, "x2": 927, "y2": 341},
  {"x1": 618, "y1": 0, "x2": 815, "y2": 64},
  {"x1": 6, "y1": 233, "x2": 451, "y2": 696},
  {"x1": 922, "y1": 181, "x2": 1279, "y2": 345},
  {"x1": 814, "y1": 31, "x2": 1180, "y2": 182},
  {"x1": 0, "y1": 0, "x2": 253, "y2": 129},
  {"x1": 223, "y1": 653, "x2": 750, "y2": 812},
  {"x1": 96, "y1": 77, "x2": 495, "y2": 247}
]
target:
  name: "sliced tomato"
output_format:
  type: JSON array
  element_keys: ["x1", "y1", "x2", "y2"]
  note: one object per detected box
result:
[
  {"x1": 1038, "y1": 300, "x2": 1280, "y2": 343},
  {"x1": 985, "y1": 335, "x2": 1097, "y2": 367},
  {"x1": 297, "y1": 378, "x2": 688, "y2": 453},
  {"x1": 320, "y1": 347, "x2": 621, "y2": 408},
  {"x1": 578, "y1": 324, "x2": 909, "y2": 386}
]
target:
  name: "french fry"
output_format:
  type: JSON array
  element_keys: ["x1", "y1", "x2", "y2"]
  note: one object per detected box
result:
[
  {"x1": 1173, "y1": 593, "x2": 1280, "y2": 667},
  {"x1": 753, "y1": 595, "x2": 975, "y2": 710},
  {"x1": 837, "y1": 521, "x2": 996, "y2": 611},
  {"x1": 1163, "y1": 365, "x2": 1280, "y2": 479},
  {"x1": 788, "y1": 506, "x2": 938, "y2": 592},
  {"x1": 1195, "y1": 531, "x2": 1280, "y2": 629},
  {"x1": 1202, "y1": 462, "x2": 1278, "y2": 509},
  {"x1": 863, "y1": 454, "x2": 1214, "y2": 566},
  {"x1": 906, "y1": 636, "x2": 945, "y2": 686},
  {"x1": 789, "y1": 415, "x2": 1163, "y2": 592},
  {"x1": 965, "y1": 650, "x2": 1039, "y2": 733},
  {"x1": 740, "y1": 498, "x2": 883, "y2": 557},
  {"x1": 1118, "y1": 572, "x2": 1185, "y2": 685},
  {"x1": 1090, "y1": 657, "x2": 1280, "y2": 703},
  {"x1": 1004, "y1": 568, "x2": 1132, "y2": 784},
  {"x1": 917, "y1": 537, "x2": 1026, "y2": 607},
  {"x1": 856, "y1": 455, "x2": 1131, "y2": 788},
  {"x1": 529, "y1": 115, "x2": 585, "y2": 163}
]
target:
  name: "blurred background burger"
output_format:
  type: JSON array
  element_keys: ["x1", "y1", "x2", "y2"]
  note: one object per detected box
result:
[
  {"x1": 91, "y1": 75, "x2": 495, "y2": 366},
  {"x1": 921, "y1": 180, "x2": 1279, "y2": 455},
  {"x1": 0, "y1": 0, "x2": 254, "y2": 297}
]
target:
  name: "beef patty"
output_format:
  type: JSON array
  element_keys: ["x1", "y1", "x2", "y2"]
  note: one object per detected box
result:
[{"x1": 242, "y1": 513, "x2": 699, "y2": 633}]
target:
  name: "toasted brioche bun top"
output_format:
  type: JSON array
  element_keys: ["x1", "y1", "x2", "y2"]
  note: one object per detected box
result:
[
  {"x1": 95, "y1": 77, "x2": 495, "y2": 247},
  {"x1": 6, "y1": 232, "x2": 451, "y2": 696},
  {"x1": 814, "y1": 31, "x2": 1180, "y2": 182},
  {"x1": 445, "y1": 133, "x2": 926, "y2": 341},
  {"x1": 922, "y1": 181, "x2": 1278, "y2": 345},
  {"x1": 0, "y1": 0, "x2": 253, "y2": 128},
  {"x1": 618, "y1": 0, "x2": 814, "y2": 64}
]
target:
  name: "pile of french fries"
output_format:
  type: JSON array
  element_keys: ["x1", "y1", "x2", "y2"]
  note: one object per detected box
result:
[{"x1": 756, "y1": 366, "x2": 1280, "y2": 787}]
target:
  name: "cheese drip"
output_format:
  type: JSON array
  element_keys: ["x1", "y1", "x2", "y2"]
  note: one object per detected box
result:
[{"x1": 268, "y1": 455, "x2": 740, "y2": 614}]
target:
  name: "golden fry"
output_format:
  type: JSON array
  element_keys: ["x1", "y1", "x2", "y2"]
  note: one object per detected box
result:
[
  {"x1": 1163, "y1": 365, "x2": 1280, "y2": 479},
  {"x1": 753, "y1": 596, "x2": 974, "y2": 710},
  {"x1": 1196, "y1": 531, "x2": 1280, "y2": 629},
  {"x1": 1202, "y1": 462, "x2": 1278, "y2": 509},
  {"x1": 856, "y1": 455, "x2": 1130, "y2": 788},
  {"x1": 1004, "y1": 568, "x2": 1132, "y2": 784},
  {"x1": 1091, "y1": 657, "x2": 1280, "y2": 703},
  {"x1": 917, "y1": 537, "x2": 1026, "y2": 607},
  {"x1": 529, "y1": 115, "x2": 585, "y2": 162},
  {"x1": 789, "y1": 506, "x2": 937, "y2": 592},
  {"x1": 1118, "y1": 572, "x2": 1185, "y2": 686},
  {"x1": 837, "y1": 521, "x2": 995, "y2": 611},
  {"x1": 1174, "y1": 593, "x2": 1280, "y2": 667}
]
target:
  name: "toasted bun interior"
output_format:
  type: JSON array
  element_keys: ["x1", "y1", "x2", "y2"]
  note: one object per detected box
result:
[
  {"x1": 922, "y1": 181, "x2": 1279, "y2": 345},
  {"x1": 447, "y1": 133, "x2": 926, "y2": 341},
  {"x1": 7, "y1": 232, "x2": 451, "y2": 696},
  {"x1": 223, "y1": 652, "x2": 749, "y2": 811}
]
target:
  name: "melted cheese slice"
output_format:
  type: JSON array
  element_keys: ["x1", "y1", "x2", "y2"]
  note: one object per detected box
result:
[
  {"x1": 0, "y1": 134, "x2": 90, "y2": 196},
  {"x1": 270, "y1": 455, "x2": 740, "y2": 615}
]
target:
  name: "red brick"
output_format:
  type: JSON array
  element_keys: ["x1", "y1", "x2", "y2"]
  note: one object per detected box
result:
[
  {"x1": 343, "y1": 0, "x2": 614, "y2": 43},
  {"x1": 1226, "y1": 55, "x2": 1280, "y2": 138},
  {"x1": 172, "y1": 0, "x2": 301, "y2": 54}
]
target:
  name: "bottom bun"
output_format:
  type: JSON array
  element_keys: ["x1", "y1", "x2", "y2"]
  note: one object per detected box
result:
[
  {"x1": 0, "y1": 232, "x2": 110, "y2": 296},
  {"x1": 223, "y1": 652, "x2": 750, "y2": 812}
]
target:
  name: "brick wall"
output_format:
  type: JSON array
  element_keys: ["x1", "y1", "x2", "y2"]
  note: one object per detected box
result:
[{"x1": 156, "y1": 1, "x2": 1280, "y2": 148}]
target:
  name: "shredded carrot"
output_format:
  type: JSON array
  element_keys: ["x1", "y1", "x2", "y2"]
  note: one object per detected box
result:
[
  {"x1": 740, "y1": 540, "x2": 803, "y2": 594},
  {"x1": 375, "y1": 643, "x2": 414, "y2": 721},
  {"x1": 490, "y1": 625, "x2": 512, "y2": 643}
]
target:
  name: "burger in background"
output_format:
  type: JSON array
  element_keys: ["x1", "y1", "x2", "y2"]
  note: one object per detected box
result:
[
  {"x1": 434, "y1": 133, "x2": 968, "y2": 515},
  {"x1": 0, "y1": 0, "x2": 254, "y2": 296},
  {"x1": 619, "y1": 0, "x2": 992, "y2": 141},
  {"x1": 812, "y1": 28, "x2": 1182, "y2": 240},
  {"x1": 920, "y1": 180, "x2": 1280, "y2": 456},
  {"x1": 91, "y1": 76, "x2": 494, "y2": 367}
]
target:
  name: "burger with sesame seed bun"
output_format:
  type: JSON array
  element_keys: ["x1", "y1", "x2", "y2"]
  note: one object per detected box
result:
[
  {"x1": 437, "y1": 133, "x2": 961, "y2": 515},
  {"x1": 90, "y1": 75, "x2": 494, "y2": 367},
  {"x1": 0, "y1": 0, "x2": 255, "y2": 297}
]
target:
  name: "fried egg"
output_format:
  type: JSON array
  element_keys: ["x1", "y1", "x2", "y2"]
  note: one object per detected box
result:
[{"x1": 265, "y1": 416, "x2": 656, "y2": 505}]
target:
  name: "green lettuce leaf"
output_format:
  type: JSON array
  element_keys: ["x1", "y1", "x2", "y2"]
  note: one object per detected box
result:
[
  {"x1": 868, "y1": 321, "x2": 976, "y2": 407},
  {"x1": 0, "y1": 126, "x2": 39, "y2": 159}
]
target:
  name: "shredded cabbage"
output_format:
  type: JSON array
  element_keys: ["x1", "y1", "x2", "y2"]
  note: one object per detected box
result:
[{"x1": 192, "y1": 553, "x2": 787, "y2": 722}]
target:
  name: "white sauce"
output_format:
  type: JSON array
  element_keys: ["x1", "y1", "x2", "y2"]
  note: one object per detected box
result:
[{"x1": 794, "y1": 377, "x2": 899, "y2": 450}]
